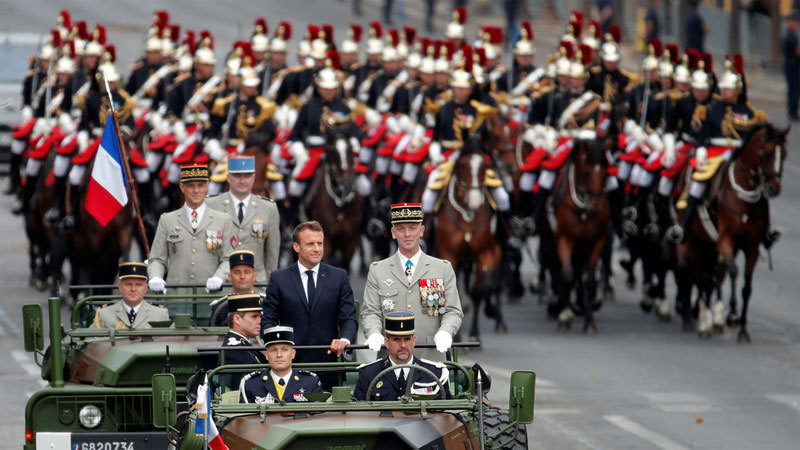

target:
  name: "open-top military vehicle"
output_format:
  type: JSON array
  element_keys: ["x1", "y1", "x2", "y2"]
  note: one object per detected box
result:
[
  {"x1": 151, "y1": 344, "x2": 535, "y2": 449},
  {"x1": 21, "y1": 287, "x2": 230, "y2": 450}
]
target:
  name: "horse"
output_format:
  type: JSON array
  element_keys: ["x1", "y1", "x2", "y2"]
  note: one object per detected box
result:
[
  {"x1": 549, "y1": 138, "x2": 611, "y2": 333},
  {"x1": 24, "y1": 152, "x2": 58, "y2": 292},
  {"x1": 433, "y1": 134, "x2": 505, "y2": 340},
  {"x1": 303, "y1": 120, "x2": 362, "y2": 270},
  {"x1": 714, "y1": 123, "x2": 787, "y2": 343}
]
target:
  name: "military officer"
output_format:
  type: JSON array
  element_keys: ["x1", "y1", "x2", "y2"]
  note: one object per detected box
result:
[
  {"x1": 219, "y1": 293, "x2": 266, "y2": 390},
  {"x1": 147, "y1": 164, "x2": 234, "y2": 298},
  {"x1": 209, "y1": 249, "x2": 265, "y2": 326},
  {"x1": 361, "y1": 203, "x2": 463, "y2": 362},
  {"x1": 205, "y1": 156, "x2": 281, "y2": 286},
  {"x1": 354, "y1": 312, "x2": 451, "y2": 401},
  {"x1": 93, "y1": 262, "x2": 170, "y2": 329},
  {"x1": 239, "y1": 326, "x2": 323, "y2": 403}
]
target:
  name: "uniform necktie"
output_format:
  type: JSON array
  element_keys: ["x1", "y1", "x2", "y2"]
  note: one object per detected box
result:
[
  {"x1": 191, "y1": 209, "x2": 198, "y2": 230},
  {"x1": 127, "y1": 309, "x2": 136, "y2": 326},
  {"x1": 238, "y1": 202, "x2": 244, "y2": 223},
  {"x1": 275, "y1": 377, "x2": 286, "y2": 400},
  {"x1": 405, "y1": 260, "x2": 413, "y2": 282},
  {"x1": 305, "y1": 269, "x2": 315, "y2": 307},
  {"x1": 398, "y1": 369, "x2": 407, "y2": 391}
]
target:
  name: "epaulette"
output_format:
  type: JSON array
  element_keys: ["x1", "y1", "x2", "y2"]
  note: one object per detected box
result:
[
  {"x1": 357, "y1": 358, "x2": 383, "y2": 369},
  {"x1": 297, "y1": 369, "x2": 318, "y2": 377},
  {"x1": 419, "y1": 358, "x2": 446, "y2": 369},
  {"x1": 128, "y1": 61, "x2": 143, "y2": 72},
  {"x1": 172, "y1": 73, "x2": 190, "y2": 87},
  {"x1": 209, "y1": 294, "x2": 228, "y2": 307},
  {"x1": 365, "y1": 70, "x2": 382, "y2": 83},
  {"x1": 531, "y1": 85, "x2": 555, "y2": 99},
  {"x1": 241, "y1": 370, "x2": 261, "y2": 383},
  {"x1": 211, "y1": 95, "x2": 234, "y2": 117},
  {"x1": 255, "y1": 97, "x2": 278, "y2": 117},
  {"x1": 590, "y1": 66, "x2": 602, "y2": 74},
  {"x1": 619, "y1": 69, "x2": 637, "y2": 79},
  {"x1": 258, "y1": 195, "x2": 276, "y2": 202}
]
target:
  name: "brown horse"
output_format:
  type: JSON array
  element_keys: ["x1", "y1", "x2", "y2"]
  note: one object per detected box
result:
[
  {"x1": 550, "y1": 139, "x2": 611, "y2": 333},
  {"x1": 715, "y1": 123, "x2": 787, "y2": 343},
  {"x1": 433, "y1": 134, "x2": 505, "y2": 340},
  {"x1": 304, "y1": 122, "x2": 362, "y2": 270}
]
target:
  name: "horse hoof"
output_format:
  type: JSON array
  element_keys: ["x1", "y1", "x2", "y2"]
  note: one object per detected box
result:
[
  {"x1": 658, "y1": 312, "x2": 672, "y2": 323},
  {"x1": 737, "y1": 330, "x2": 751, "y2": 344},
  {"x1": 726, "y1": 314, "x2": 740, "y2": 327},
  {"x1": 640, "y1": 298, "x2": 654, "y2": 313},
  {"x1": 698, "y1": 330, "x2": 712, "y2": 340},
  {"x1": 712, "y1": 324, "x2": 724, "y2": 335},
  {"x1": 584, "y1": 324, "x2": 598, "y2": 334}
]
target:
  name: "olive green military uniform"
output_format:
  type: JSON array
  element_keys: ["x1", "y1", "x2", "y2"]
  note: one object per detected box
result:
[
  {"x1": 205, "y1": 193, "x2": 281, "y2": 286},
  {"x1": 361, "y1": 252, "x2": 463, "y2": 361},
  {"x1": 92, "y1": 301, "x2": 170, "y2": 329}
]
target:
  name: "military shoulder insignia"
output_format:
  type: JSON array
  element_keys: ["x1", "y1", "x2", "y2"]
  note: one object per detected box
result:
[
  {"x1": 298, "y1": 370, "x2": 317, "y2": 377},
  {"x1": 357, "y1": 359, "x2": 382, "y2": 369},
  {"x1": 227, "y1": 337, "x2": 241, "y2": 345},
  {"x1": 383, "y1": 279, "x2": 394, "y2": 287},
  {"x1": 420, "y1": 358, "x2": 446, "y2": 368},
  {"x1": 258, "y1": 195, "x2": 275, "y2": 202}
]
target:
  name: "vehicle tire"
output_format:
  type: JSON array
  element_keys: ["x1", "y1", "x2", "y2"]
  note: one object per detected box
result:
[{"x1": 482, "y1": 408, "x2": 528, "y2": 449}]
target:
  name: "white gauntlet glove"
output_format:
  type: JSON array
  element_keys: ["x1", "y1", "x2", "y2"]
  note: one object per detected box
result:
[
  {"x1": 365, "y1": 333, "x2": 384, "y2": 352},
  {"x1": 148, "y1": 277, "x2": 166, "y2": 293},
  {"x1": 205, "y1": 276, "x2": 223, "y2": 293},
  {"x1": 695, "y1": 146, "x2": 708, "y2": 168},
  {"x1": 434, "y1": 331, "x2": 453, "y2": 353}
]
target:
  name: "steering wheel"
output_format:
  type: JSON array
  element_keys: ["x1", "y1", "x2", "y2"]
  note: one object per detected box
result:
[{"x1": 365, "y1": 363, "x2": 447, "y2": 401}]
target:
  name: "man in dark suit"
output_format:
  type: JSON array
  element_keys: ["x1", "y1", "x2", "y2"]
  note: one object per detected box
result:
[
  {"x1": 239, "y1": 326, "x2": 323, "y2": 403},
  {"x1": 261, "y1": 221, "x2": 358, "y2": 386},
  {"x1": 219, "y1": 293, "x2": 266, "y2": 390},
  {"x1": 354, "y1": 312, "x2": 451, "y2": 401}
]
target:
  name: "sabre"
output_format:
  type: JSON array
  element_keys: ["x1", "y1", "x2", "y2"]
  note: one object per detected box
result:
[
  {"x1": 222, "y1": 83, "x2": 239, "y2": 149},
  {"x1": 43, "y1": 42, "x2": 57, "y2": 123},
  {"x1": 29, "y1": 33, "x2": 45, "y2": 107},
  {"x1": 638, "y1": 76, "x2": 650, "y2": 132}
]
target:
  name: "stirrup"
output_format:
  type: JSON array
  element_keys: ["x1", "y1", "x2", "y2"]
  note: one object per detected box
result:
[
  {"x1": 44, "y1": 208, "x2": 62, "y2": 225},
  {"x1": 622, "y1": 220, "x2": 639, "y2": 236},
  {"x1": 61, "y1": 214, "x2": 77, "y2": 231},
  {"x1": 665, "y1": 225, "x2": 684, "y2": 243},
  {"x1": 763, "y1": 230, "x2": 781, "y2": 249},
  {"x1": 642, "y1": 223, "x2": 660, "y2": 241},
  {"x1": 622, "y1": 205, "x2": 638, "y2": 222}
]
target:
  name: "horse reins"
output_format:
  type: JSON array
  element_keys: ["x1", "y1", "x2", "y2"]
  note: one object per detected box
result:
[{"x1": 567, "y1": 164, "x2": 605, "y2": 221}]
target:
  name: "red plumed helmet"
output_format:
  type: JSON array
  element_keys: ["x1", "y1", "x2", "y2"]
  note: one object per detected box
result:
[
  {"x1": 388, "y1": 28, "x2": 400, "y2": 46},
  {"x1": 559, "y1": 40, "x2": 574, "y2": 59},
  {"x1": 490, "y1": 26, "x2": 504, "y2": 45},
  {"x1": 665, "y1": 43, "x2": 679, "y2": 64},
  {"x1": 570, "y1": 10, "x2": 584, "y2": 25},
  {"x1": 64, "y1": 40, "x2": 76, "y2": 59},
  {"x1": 277, "y1": 21, "x2": 292, "y2": 40},
  {"x1": 608, "y1": 25, "x2": 621, "y2": 43},
  {"x1": 648, "y1": 39, "x2": 663, "y2": 58},
  {"x1": 403, "y1": 26, "x2": 416, "y2": 45},
  {"x1": 685, "y1": 49, "x2": 699, "y2": 70},
  {"x1": 199, "y1": 30, "x2": 214, "y2": 49},
  {"x1": 588, "y1": 20, "x2": 601, "y2": 38},
  {"x1": 95, "y1": 24, "x2": 107, "y2": 45},
  {"x1": 350, "y1": 24, "x2": 363, "y2": 43},
  {"x1": 370, "y1": 21, "x2": 383, "y2": 38},
  {"x1": 521, "y1": 21, "x2": 534, "y2": 41},
  {"x1": 476, "y1": 47, "x2": 487, "y2": 66},
  {"x1": 703, "y1": 53, "x2": 713, "y2": 73},
  {"x1": 444, "y1": 41, "x2": 456, "y2": 60},
  {"x1": 75, "y1": 21, "x2": 88, "y2": 40},
  {"x1": 732, "y1": 54, "x2": 743, "y2": 74},
  {"x1": 307, "y1": 25, "x2": 320, "y2": 40},
  {"x1": 462, "y1": 44, "x2": 473, "y2": 72},
  {"x1": 323, "y1": 24, "x2": 334, "y2": 44},
  {"x1": 570, "y1": 20, "x2": 582, "y2": 38},
  {"x1": 453, "y1": 6, "x2": 467, "y2": 25},
  {"x1": 104, "y1": 44, "x2": 116, "y2": 62},
  {"x1": 579, "y1": 43, "x2": 593, "y2": 66},
  {"x1": 50, "y1": 29, "x2": 62, "y2": 48},
  {"x1": 326, "y1": 49, "x2": 341, "y2": 70},
  {"x1": 241, "y1": 42, "x2": 256, "y2": 67},
  {"x1": 169, "y1": 24, "x2": 181, "y2": 42},
  {"x1": 253, "y1": 18, "x2": 268, "y2": 35},
  {"x1": 153, "y1": 10, "x2": 169, "y2": 29},
  {"x1": 183, "y1": 30, "x2": 196, "y2": 55},
  {"x1": 59, "y1": 10, "x2": 71, "y2": 29}
]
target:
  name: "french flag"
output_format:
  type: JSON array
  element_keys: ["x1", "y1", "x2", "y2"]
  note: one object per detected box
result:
[
  {"x1": 85, "y1": 113, "x2": 128, "y2": 226},
  {"x1": 194, "y1": 377, "x2": 229, "y2": 450}
]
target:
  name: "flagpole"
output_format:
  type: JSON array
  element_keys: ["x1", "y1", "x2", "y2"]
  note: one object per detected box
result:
[{"x1": 102, "y1": 74, "x2": 150, "y2": 255}]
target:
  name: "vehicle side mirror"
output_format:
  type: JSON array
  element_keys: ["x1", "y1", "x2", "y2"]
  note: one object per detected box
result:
[
  {"x1": 508, "y1": 370, "x2": 535, "y2": 425},
  {"x1": 23, "y1": 304, "x2": 44, "y2": 352},
  {"x1": 152, "y1": 373, "x2": 177, "y2": 428},
  {"x1": 472, "y1": 363, "x2": 492, "y2": 394}
]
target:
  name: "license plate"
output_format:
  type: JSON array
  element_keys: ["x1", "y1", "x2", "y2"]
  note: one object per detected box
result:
[{"x1": 70, "y1": 432, "x2": 168, "y2": 450}]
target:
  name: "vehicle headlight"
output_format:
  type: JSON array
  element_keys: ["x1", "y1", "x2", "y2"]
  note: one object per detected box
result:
[{"x1": 78, "y1": 405, "x2": 102, "y2": 429}]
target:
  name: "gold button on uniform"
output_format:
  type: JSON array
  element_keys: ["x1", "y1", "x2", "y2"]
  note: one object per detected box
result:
[
  {"x1": 192, "y1": 249, "x2": 196, "y2": 253},
  {"x1": 191, "y1": 261, "x2": 195, "y2": 266},
  {"x1": 190, "y1": 274, "x2": 195, "y2": 279},
  {"x1": 408, "y1": 290, "x2": 412, "y2": 294},
  {"x1": 193, "y1": 236, "x2": 197, "y2": 240}
]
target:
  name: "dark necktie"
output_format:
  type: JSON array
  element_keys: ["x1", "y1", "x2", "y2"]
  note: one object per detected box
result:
[
  {"x1": 305, "y1": 269, "x2": 315, "y2": 308},
  {"x1": 398, "y1": 369, "x2": 407, "y2": 391},
  {"x1": 238, "y1": 202, "x2": 244, "y2": 223},
  {"x1": 278, "y1": 378, "x2": 286, "y2": 386},
  {"x1": 127, "y1": 309, "x2": 136, "y2": 325}
]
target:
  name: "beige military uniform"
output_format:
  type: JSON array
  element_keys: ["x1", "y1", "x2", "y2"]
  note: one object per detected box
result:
[
  {"x1": 92, "y1": 300, "x2": 170, "y2": 329},
  {"x1": 361, "y1": 252, "x2": 463, "y2": 361},
  {"x1": 205, "y1": 193, "x2": 281, "y2": 286},
  {"x1": 147, "y1": 205, "x2": 234, "y2": 290}
]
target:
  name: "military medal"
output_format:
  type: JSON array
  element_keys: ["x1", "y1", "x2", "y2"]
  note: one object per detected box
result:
[
  {"x1": 376, "y1": 381, "x2": 383, "y2": 388},
  {"x1": 252, "y1": 220, "x2": 265, "y2": 243}
]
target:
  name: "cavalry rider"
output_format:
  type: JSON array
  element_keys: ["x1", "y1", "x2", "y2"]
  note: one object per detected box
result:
[
  {"x1": 340, "y1": 24, "x2": 364, "y2": 97},
  {"x1": 289, "y1": 27, "x2": 331, "y2": 106},
  {"x1": 352, "y1": 22, "x2": 384, "y2": 96},
  {"x1": 126, "y1": 32, "x2": 165, "y2": 105},
  {"x1": 262, "y1": 21, "x2": 292, "y2": 104},
  {"x1": 420, "y1": 55, "x2": 511, "y2": 223},
  {"x1": 588, "y1": 25, "x2": 633, "y2": 108},
  {"x1": 667, "y1": 56, "x2": 779, "y2": 248},
  {"x1": 526, "y1": 45, "x2": 601, "y2": 232},
  {"x1": 285, "y1": 53, "x2": 360, "y2": 228},
  {"x1": 504, "y1": 21, "x2": 538, "y2": 110}
]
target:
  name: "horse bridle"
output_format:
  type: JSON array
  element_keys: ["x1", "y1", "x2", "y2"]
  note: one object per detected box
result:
[{"x1": 567, "y1": 163, "x2": 606, "y2": 221}]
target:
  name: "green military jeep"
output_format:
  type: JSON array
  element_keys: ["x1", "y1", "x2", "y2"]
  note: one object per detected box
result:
[{"x1": 21, "y1": 291, "x2": 228, "y2": 449}]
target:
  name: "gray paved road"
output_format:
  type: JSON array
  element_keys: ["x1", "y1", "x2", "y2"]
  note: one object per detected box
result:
[{"x1": 2, "y1": 1, "x2": 800, "y2": 449}]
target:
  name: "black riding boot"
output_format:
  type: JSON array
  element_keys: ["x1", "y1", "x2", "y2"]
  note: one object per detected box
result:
[
  {"x1": 136, "y1": 179, "x2": 157, "y2": 227},
  {"x1": 12, "y1": 174, "x2": 39, "y2": 215},
  {"x1": 530, "y1": 187, "x2": 552, "y2": 233},
  {"x1": 44, "y1": 176, "x2": 68, "y2": 225},
  {"x1": 4, "y1": 152, "x2": 22, "y2": 195},
  {"x1": 284, "y1": 196, "x2": 301, "y2": 230},
  {"x1": 667, "y1": 196, "x2": 700, "y2": 243},
  {"x1": 607, "y1": 186, "x2": 626, "y2": 237},
  {"x1": 61, "y1": 186, "x2": 82, "y2": 230}
]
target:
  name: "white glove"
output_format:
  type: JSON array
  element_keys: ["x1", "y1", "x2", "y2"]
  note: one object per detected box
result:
[
  {"x1": 58, "y1": 113, "x2": 75, "y2": 134},
  {"x1": 148, "y1": 277, "x2": 166, "y2": 293},
  {"x1": 365, "y1": 108, "x2": 382, "y2": 128},
  {"x1": 365, "y1": 333, "x2": 384, "y2": 352},
  {"x1": 205, "y1": 276, "x2": 223, "y2": 293},
  {"x1": 647, "y1": 133, "x2": 664, "y2": 153},
  {"x1": 662, "y1": 133, "x2": 676, "y2": 168},
  {"x1": 349, "y1": 136, "x2": 361, "y2": 153},
  {"x1": 623, "y1": 119, "x2": 637, "y2": 137},
  {"x1": 77, "y1": 130, "x2": 90, "y2": 152},
  {"x1": 434, "y1": 331, "x2": 453, "y2": 353},
  {"x1": 429, "y1": 142, "x2": 444, "y2": 165},
  {"x1": 173, "y1": 121, "x2": 187, "y2": 142},
  {"x1": 21, "y1": 105, "x2": 33, "y2": 123},
  {"x1": 204, "y1": 138, "x2": 225, "y2": 161},
  {"x1": 523, "y1": 127, "x2": 537, "y2": 146},
  {"x1": 695, "y1": 146, "x2": 708, "y2": 168}
]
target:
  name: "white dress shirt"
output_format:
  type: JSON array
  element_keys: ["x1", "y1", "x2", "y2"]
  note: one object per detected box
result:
[
  {"x1": 390, "y1": 356, "x2": 414, "y2": 380},
  {"x1": 184, "y1": 202, "x2": 206, "y2": 225},
  {"x1": 397, "y1": 248, "x2": 423, "y2": 279},
  {"x1": 298, "y1": 262, "x2": 320, "y2": 302},
  {"x1": 230, "y1": 192, "x2": 251, "y2": 221},
  {"x1": 123, "y1": 302, "x2": 143, "y2": 316},
  {"x1": 270, "y1": 369, "x2": 292, "y2": 386}
]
